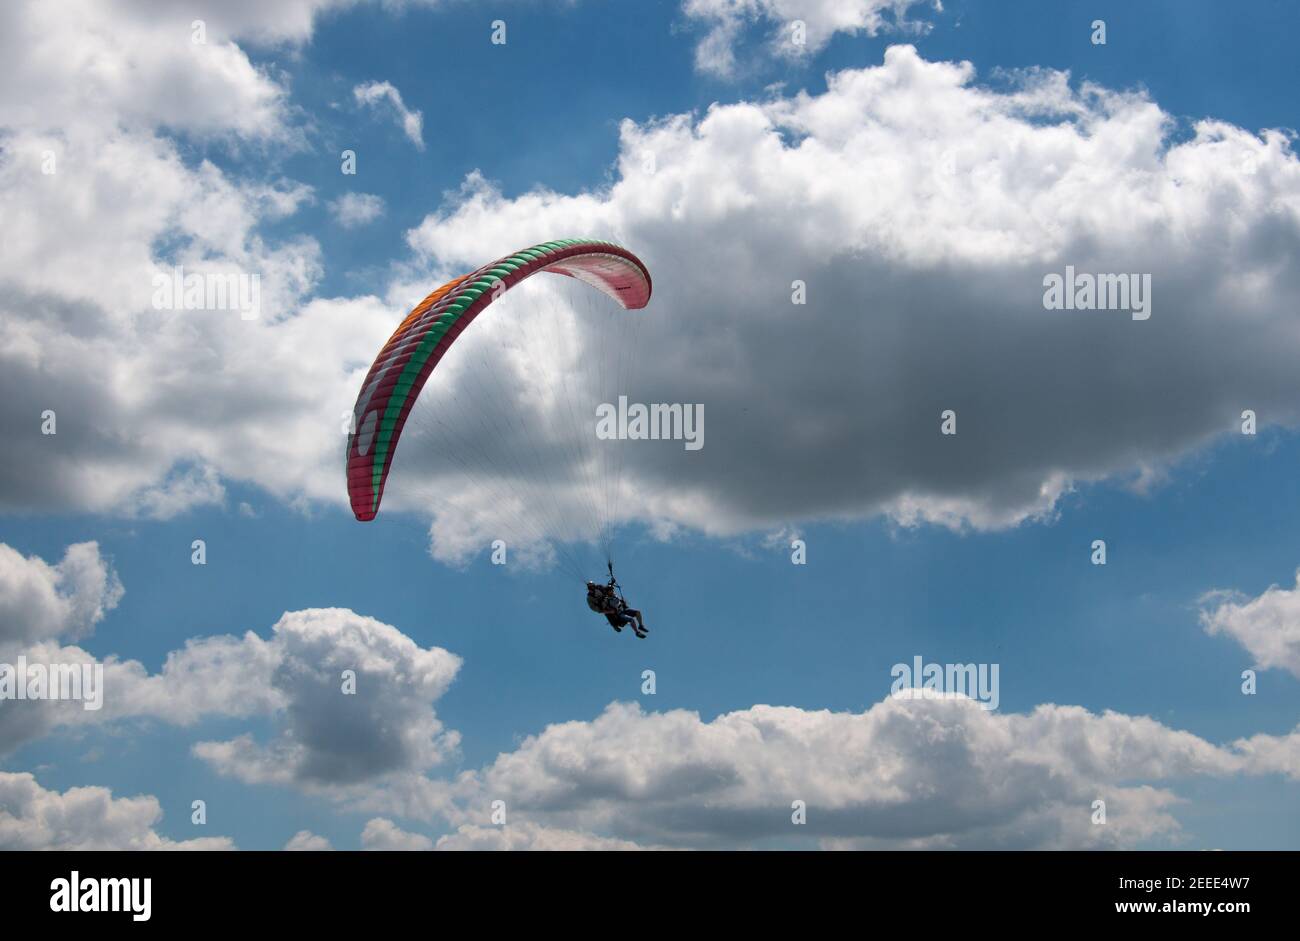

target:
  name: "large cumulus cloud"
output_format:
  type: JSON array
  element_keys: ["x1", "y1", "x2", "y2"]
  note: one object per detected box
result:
[
  {"x1": 402, "y1": 45, "x2": 1300, "y2": 558},
  {"x1": 445, "y1": 697, "x2": 1300, "y2": 849},
  {"x1": 192, "y1": 607, "x2": 463, "y2": 797}
]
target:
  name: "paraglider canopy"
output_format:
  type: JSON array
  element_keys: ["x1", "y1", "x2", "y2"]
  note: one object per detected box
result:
[{"x1": 345, "y1": 239, "x2": 652, "y2": 523}]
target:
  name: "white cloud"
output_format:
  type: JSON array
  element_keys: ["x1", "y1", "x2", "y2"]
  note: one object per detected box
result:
[
  {"x1": 129, "y1": 465, "x2": 227, "y2": 520},
  {"x1": 284, "y1": 829, "x2": 333, "y2": 850},
  {"x1": 329, "y1": 192, "x2": 386, "y2": 228},
  {"x1": 361, "y1": 817, "x2": 434, "y2": 850},
  {"x1": 394, "y1": 46, "x2": 1300, "y2": 558},
  {"x1": 1200, "y1": 572, "x2": 1300, "y2": 678},
  {"x1": 0, "y1": 0, "x2": 373, "y2": 521},
  {"x1": 1230, "y1": 727, "x2": 1300, "y2": 780},
  {"x1": 445, "y1": 698, "x2": 1298, "y2": 849},
  {"x1": 0, "y1": 543, "x2": 463, "y2": 798},
  {"x1": 4, "y1": 611, "x2": 460, "y2": 808},
  {"x1": 436, "y1": 821, "x2": 650, "y2": 851},
  {"x1": 0, "y1": 541, "x2": 122, "y2": 646},
  {"x1": 0, "y1": 630, "x2": 284, "y2": 757},
  {"x1": 0, "y1": 119, "x2": 339, "y2": 518},
  {"x1": 0, "y1": 1, "x2": 302, "y2": 141},
  {"x1": 192, "y1": 608, "x2": 462, "y2": 795},
  {"x1": 683, "y1": 0, "x2": 931, "y2": 77},
  {"x1": 0, "y1": 538, "x2": 283, "y2": 754},
  {"x1": 0, "y1": 771, "x2": 234, "y2": 850},
  {"x1": 353, "y1": 80, "x2": 425, "y2": 150}
]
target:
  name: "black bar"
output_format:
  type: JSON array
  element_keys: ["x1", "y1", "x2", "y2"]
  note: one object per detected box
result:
[{"x1": 3, "y1": 850, "x2": 1286, "y2": 927}]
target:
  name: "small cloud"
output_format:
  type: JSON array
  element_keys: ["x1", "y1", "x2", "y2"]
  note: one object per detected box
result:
[
  {"x1": 761, "y1": 525, "x2": 802, "y2": 551},
  {"x1": 328, "y1": 192, "x2": 386, "y2": 229},
  {"x1": 1200, "y1": 571, "x2": 1300, "y2": 678},
  {"x1": 127, "y1": 465, "x2": 225, "y2": 520},
  {"x1": 353, "y1": 81, "x2": 424, "y2": 150},
  {"x1": 361, "y1": 818, "x2": 433, "y2": 851},
  {"x1": 684, "y1": 0, "x2": 933, "y2": 78},
  {"x1": 436, "y1": 822, "x2": 650, "y2": 851},
  {"x1": 284, "y1": 830, "x2": 333, "y2": 851},
  {"x1": 0, "y1": 540, "x2": 123, "y2": 646}
]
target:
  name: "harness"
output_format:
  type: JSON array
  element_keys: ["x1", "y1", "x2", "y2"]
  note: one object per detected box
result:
[
  {"x1": 589, "y1": 566, "x2": 630, "y2": 618},
  {"x1": 606, "y1": 579, "x2": 627, "y2": 612}
]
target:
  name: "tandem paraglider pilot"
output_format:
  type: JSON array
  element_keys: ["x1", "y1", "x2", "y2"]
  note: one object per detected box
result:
[{"x1": 586, "y1": 569, "x2": 647, "y2": 639}]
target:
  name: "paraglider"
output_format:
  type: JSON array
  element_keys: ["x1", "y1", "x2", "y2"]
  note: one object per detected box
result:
[{"x1": 345, "y1": 238, "x2": 654, "y2": 636}]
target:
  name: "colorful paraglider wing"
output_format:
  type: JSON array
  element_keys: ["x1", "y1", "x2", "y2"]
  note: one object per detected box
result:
[{"x1": 346, "y1": 239, "x2": 653, "y2": 521}]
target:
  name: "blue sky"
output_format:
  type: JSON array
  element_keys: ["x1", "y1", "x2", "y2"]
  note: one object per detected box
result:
[{"x1": 1, "y1": 0, "x2": 1298, "y2": 851}]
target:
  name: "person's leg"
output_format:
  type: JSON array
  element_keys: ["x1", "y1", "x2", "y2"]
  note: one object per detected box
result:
[
  {"x1": 619, "y1": 609, "x2": 646, "y2": 636},
  {"x1": 604, "y1": 613, "x2": 622, "y2": 631}
]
